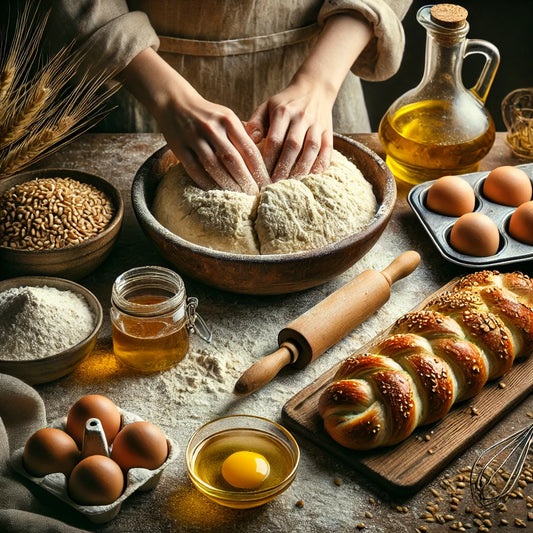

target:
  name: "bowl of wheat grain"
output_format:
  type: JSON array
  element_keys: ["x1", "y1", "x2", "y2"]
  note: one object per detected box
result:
[{"x1": 0, "y1": 168, "x2": 124, "y2": 280}]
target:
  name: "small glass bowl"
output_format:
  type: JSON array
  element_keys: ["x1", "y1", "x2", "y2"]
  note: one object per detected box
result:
[
  {"x1": 186, "y1": 415, "x2": 300, "y2": 509},
  {"x1": 502, "y1": 87, "x2": 533, "y2": 159}
]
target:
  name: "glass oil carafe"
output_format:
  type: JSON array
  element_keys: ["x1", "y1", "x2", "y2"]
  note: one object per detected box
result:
[{"x1": 379, "y1": 4, "x2": 500, "y2": 185}]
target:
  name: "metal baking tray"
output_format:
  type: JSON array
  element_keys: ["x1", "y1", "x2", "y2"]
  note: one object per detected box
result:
[{"x1": 408, "y1": 163, "x2": 533, "y2": 268}]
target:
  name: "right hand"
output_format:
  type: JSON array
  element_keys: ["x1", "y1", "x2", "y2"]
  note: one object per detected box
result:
[
  {"x1": 245, "y1": 76, "x2": 335, "y2": 182},
  {"x1": 156, "y1": 89, "x2": 271, "y2": 195},
  {"x1": 121, "y1": 48, "x2": 270, "y2": 194}
]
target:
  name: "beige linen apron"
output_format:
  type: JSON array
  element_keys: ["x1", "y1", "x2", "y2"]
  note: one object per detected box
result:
[{"x1": 102, "y1": 0, "x2": 371, "y2": 133}]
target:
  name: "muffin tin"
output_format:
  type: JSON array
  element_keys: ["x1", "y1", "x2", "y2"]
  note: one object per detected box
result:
[
  {"x1": 408, "y1": 163, "x2": 533, "y2": 268},
  {"x1": 9, "y1": 409, "x2": 178, "y2": 524}
]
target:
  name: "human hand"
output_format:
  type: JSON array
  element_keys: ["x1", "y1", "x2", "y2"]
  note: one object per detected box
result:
[
  {"x1": 157, "y1": 91, "x2": 271, "y2": 195},
  {"x1": 120, "y1": 48, "x2": 270, "y2": 194},
  {"x1": 246, "y1": 13, "x2": 374, "y2": 182},
  {"x1": 245, "y1": 79, "x2": 334, "y2": 182}
]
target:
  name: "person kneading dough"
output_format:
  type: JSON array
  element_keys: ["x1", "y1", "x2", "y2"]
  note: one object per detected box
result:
[{"x1": 152, "y1": 150, "x2": 377, "y2": 255}]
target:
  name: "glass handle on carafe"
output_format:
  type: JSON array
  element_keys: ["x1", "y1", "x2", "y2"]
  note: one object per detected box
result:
[{"x1": 464, "y1": 39, "x2": 500, "y2": 103}]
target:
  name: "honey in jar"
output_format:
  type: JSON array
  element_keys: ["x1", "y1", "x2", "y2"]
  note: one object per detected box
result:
[
  {"x1": 111, "y1": 266, "x2": 210, "y2": 372},
  {"x1": 379, "y1": 4, "x2": 500, "y2": 185}
]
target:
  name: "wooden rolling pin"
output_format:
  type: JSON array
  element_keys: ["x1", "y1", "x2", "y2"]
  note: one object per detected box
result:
[{"x1": 234, "y1": 250, "x2": 421, "y2": 396}]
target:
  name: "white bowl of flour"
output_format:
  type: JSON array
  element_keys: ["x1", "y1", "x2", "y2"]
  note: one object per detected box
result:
[{"x1": 0, "y1": 276, "x2": 103, "y2": 384}]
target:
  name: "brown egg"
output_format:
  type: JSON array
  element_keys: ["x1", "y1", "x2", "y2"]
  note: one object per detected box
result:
[
  {"x1": 482, "y1": 166, "x2": 532, "y2": 206},
  {"x1": 426, "y1": 175, "x2": 476, "y2": 216},
  {"x1": 68, "y1": 454, "x2": 124, "y2": 506},
  {"x1": 111, "y1": 421, "x2": 168, "y2": 472},
  {"x1": 66, "y1": 395, "x2": 122, "y2": 447},
  {"x1": 450, "y1": 212, "x2": 500, "y2": 257},
  {"x1": 509, "y1": 201, "x2": 533, "y2": 245},
  {"x1": 23, "y1": 427, "x2": 80, "y2": 477}
]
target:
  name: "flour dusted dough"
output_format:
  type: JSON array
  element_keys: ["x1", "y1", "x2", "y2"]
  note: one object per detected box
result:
[
  {"x1": 152, "y1": 150, "x2": 377, "y2": 255},
  {"x1": 152, "y1": 165, "x2": 259, "y2": 254}
]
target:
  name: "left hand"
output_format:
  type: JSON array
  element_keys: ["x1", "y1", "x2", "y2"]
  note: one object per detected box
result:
[
  {"x1": 245, "y1": 77, "x2": 335, "y2": 181},
  {"x1": 246, "y1": 13, "x2": 374, "y2": 182}
]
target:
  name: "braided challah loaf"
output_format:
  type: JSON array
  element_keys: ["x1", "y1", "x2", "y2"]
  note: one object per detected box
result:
[{"x1": 318, "y1": 271, "x2": 533, "y2": 451}]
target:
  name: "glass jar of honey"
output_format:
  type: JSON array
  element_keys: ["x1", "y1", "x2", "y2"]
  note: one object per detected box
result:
[
  {"x1": 111, "y1": 266, "x2": 211, "y2": 372},
  {"x1": 379, "y1": 3, "x2": 500, "y2": 185}
]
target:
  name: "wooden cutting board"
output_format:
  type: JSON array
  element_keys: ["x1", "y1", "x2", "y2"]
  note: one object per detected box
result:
[{"x1": 281, "y1": 278, "x2": 533, "y2": 495}]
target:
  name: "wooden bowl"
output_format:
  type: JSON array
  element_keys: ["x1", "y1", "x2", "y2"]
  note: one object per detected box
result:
[
  {"x1": 0, "y1": 168, "x2": 124, "y2": 280},
  {"x1": 132, "y1": 134, "x2": 396, "y2": 295},
  {"x1": 0, "y1": 276, "x2": 103, "y2": 384}
]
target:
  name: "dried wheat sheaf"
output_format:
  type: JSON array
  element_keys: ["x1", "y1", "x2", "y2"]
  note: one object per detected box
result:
[{"x1": 0, "y1": 2, "x2": 117, "y2": 178}]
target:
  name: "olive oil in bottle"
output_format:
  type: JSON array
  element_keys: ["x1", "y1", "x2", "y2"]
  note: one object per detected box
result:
[
  {"x1": 379, "y1": 4, "x2": 499, "y2": 185},
  {"x1": 380, "y1": 98, "x2": 495, "y2": 185}
]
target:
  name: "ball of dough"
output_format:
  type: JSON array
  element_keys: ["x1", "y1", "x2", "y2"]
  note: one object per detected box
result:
[
  {"x1": 152, "y1": 150, "x2": 377, "y2": 256},
  {"x1": 257, "y1": 151, "x2": 377, "y2": 254},
  {"x1": 152, "y1": 165, "x2": 260, "y2": 255}
]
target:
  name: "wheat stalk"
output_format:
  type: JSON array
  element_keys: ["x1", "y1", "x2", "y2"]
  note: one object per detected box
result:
[
  {"x1": 0, "y1": 45, "x2": 81, "y2": 148},
  {"x1": 0, "y1": 126, "x2": 57, "y2": 177},
  {"x1": 0, "y1": 1, "x2": 118, "y2": 178},
  {"x1": 0, "y1": 82, "x2": 51, "y2": 148},
  {"x1": 0, "y1": 67, "x2": 14, "y2": 103},
  {"x1": 0, "y1": 2, "x2": 47, "y2": 105}
]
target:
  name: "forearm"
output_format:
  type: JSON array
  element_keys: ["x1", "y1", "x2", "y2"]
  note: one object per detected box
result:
[
  {"x1": 318, "y1": 0, "x2": 412, "y2": 82},
  {"x1": 291, "y1": 13, "x2": 373, "y2": 99},
  {"x1": 119, "y1": 48, "x2": 269, "y2": 193},
  {"x1": 119, "y1": 48, "x2": 198, "y2": 121}
]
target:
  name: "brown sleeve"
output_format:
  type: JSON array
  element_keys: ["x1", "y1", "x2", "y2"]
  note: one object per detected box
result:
[{"x1": 43, "y1": 0, "x2": 159, "y2": 78}]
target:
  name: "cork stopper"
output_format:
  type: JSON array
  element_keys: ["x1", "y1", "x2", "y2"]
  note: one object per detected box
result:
[{"x1": 430, "y1": 4, "x2": 468, "y2": 28}]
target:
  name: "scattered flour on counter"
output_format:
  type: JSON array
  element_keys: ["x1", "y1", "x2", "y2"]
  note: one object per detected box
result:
[
  {"x1": 0, "y1": 285, "x2": 95, "y2": 360},
  {"x1": 157, "y1": 344, "x2": 247, "y2": 409}
]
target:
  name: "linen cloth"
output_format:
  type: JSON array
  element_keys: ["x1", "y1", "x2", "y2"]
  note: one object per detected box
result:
[
  {"x1": 43, "y1": 0, "x2": 412, "y2": 133},
  {"x1": 0, "y1": 374, "x2": 89, "y2": 533}
]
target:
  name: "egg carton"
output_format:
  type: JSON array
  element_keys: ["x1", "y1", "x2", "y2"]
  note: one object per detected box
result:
[
  {"x1": 9, "y1": 409, "x2": 178, "y2": 524},
  {"x1": 408, "y1": 163, "x2": 533, "y2": 268}
]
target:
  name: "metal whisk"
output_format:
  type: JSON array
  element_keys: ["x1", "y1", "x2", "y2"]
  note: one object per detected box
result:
[{"x1": 470, "y1": 422, "x2": 533, "y2": 508}]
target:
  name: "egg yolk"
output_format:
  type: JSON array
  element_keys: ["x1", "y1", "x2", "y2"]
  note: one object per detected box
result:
[{"x1": 221, "y1": 451, "x2": 270, "y2": 489}]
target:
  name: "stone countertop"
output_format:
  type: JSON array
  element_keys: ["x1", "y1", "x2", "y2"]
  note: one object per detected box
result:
[{"x1": 21, "y1": 133, "x2": 533, "y2": 531}]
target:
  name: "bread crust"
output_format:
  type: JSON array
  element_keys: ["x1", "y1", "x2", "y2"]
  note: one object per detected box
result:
[{"x1": 318, "y1": 271, "x2": 533, "y2": 450}]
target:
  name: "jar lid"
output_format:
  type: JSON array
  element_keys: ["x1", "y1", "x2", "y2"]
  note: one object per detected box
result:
[
  {"x1": 111, "y1": 265, "x2": 186, "y2": 317},
  {"x1": 430, "y1": 4, "x2": 468, "y2": 29}
]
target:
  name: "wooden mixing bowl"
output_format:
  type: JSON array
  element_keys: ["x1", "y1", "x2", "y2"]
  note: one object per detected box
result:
[
  {"x1": 0, "y1": 168, "x2": 124, "y2": 280},
  {"x1": 132, "y1": 134, "x2": 396, "y2": 295}
]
